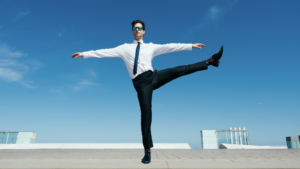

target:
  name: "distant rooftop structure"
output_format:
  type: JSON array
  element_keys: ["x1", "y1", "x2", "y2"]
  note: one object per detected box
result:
[
  {"x1": 201, "y1": 127, "x2": 249, "y2": 149},
  {"x1": 286, "y1": 136, "x2": 300, "y2": 149},
  {"x1": 220, "y1": 143, "x2": 287, "y2": 149},
  {"x1": 0, "y1": 131, "x2": 36, "y2": 144}
]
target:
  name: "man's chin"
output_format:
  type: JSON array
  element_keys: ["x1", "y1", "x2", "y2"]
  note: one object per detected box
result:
[{"x1": 134, "y1": 35, "x2": 142, "y2": 39}]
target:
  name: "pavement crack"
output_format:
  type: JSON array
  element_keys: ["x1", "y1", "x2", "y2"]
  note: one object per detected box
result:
[{"x1": 165, "y1": 160, "x2": 169, "y2": 169}]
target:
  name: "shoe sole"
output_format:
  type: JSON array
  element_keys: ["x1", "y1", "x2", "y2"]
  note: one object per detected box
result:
[{"x1": 141, "y1": 161, "x2": 151, "y2": 164}]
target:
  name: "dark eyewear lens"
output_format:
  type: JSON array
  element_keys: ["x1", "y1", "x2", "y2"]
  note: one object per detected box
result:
[{"x1": 133, "y1": 27, "x2": 143, "y2": 31}]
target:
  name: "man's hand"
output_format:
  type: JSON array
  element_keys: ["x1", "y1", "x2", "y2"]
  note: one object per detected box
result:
[
  {"x1": 192, "y1": 44, "x2": 205, "y2": 49},
  {"x1": 72, "y1": 52, "x2": 83, "y2": 58}
]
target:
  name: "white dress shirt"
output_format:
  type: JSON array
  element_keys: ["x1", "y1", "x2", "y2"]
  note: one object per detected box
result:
[{"x1": 83, "y1": 40, "x2": 192, "y2": 79}]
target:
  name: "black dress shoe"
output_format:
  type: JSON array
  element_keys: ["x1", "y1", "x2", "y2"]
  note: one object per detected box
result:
[
  {"x1": 141, "y1": 150, "x2": 151, "y2": 164},
  {"x1": 208, "y1": 45, "x2": 224, "y2": 67}
]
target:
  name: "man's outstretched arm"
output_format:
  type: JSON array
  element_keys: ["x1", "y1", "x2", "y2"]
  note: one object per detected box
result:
[
  {"x1": 152, "y1": 43, "x2": 205, "y2": 59},
  {"x1": 72, "y1": 45, "x2": 124, "y2": 59}
]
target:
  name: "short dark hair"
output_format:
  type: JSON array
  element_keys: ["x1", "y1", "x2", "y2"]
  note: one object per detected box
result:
[{"x1": 131, "y1": 20, "x2": 145, "y2": 30}]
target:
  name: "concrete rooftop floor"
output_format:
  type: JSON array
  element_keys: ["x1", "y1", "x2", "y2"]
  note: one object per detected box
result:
[{"x1": 1, "y1": 149, "x2": 300, "y2": 169}]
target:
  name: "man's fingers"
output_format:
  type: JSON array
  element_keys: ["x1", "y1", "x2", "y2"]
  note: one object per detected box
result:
[
  {"x1": 192, "y1": 44, "x2": 205, "y2": 49},
  {"x1": 72, "y1": 53, "x2": 82, "y2": 58}
]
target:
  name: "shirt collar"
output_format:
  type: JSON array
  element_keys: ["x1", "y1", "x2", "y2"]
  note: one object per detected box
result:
[{"x1": 133, "y1": 39, "x2": 144, "y2": 44}]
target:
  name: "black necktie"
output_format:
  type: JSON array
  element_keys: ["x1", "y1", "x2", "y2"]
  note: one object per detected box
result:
[{"x1": 133, "y1": 42, "x2": 141, "y2": 75}]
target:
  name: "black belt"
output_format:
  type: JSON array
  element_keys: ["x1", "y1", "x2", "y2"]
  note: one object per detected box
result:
[{"x1": 132, "y1": 70, "x2": 153, "y2": 82}]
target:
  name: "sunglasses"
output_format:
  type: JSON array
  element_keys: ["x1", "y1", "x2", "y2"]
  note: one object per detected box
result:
[{"x1": 132, "y1": 27, "x2": 143, "y2": 31}]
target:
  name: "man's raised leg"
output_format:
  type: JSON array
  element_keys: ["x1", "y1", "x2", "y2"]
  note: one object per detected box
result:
[
  {"x1": 152, "y1": 46, "x2": 223, "y2": 90},
  {"x1": 152, "y1": 61, "x2": 207, "y2": 90}
]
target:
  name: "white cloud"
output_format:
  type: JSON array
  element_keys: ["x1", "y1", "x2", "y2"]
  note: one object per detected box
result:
[
  {"x1": 0, "y1": 67, "x2": 22, "y2": 82},
  {"x1": 73, "y1": 79, "x2": 100, "y2": 91},
  {"x1": 0, "y1": 59, "x2": 29, "y2": 70},
  {"x1": 50, "y1": 87, "x2": 64, "y2": 94},
  {"x1": 24, "y1": 59, "x2": 43, "y2": 70},
  {"x1": 0, "y1": 44, "x2": 43, "y2": 88},
  {"x1": 0, "y1": 44, "x2": 24, "y2": 58},
  {"x1": 20, "y1": 81, "x2": 38, "y2": 89},
  {"x1": 58, "y1": 30, "x2": 66, "y2": 37},
  {"x1": 13, "y1": 11, "x2": 29, "y2": 21},
  {"x1": 207, "y1": 0, "x2": 238, "y2": 20},
  {"x1": 188, "y1": 0, "x2": 238, "y2": 35},
  {"x1": 207, "y1": 6, "x2": 222, "y2": 20},
  {"x1": 87, "y1": 69, "x2": 97, "y2": 78},
  {"x1": 50, "y1": 70, "x2": 99, "y2": 94},
  {"x1": 0, "y1": 59, "x2": 20, "y2": 66}
]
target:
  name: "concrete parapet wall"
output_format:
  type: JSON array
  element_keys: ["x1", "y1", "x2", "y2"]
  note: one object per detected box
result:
[{"x1": 0, "y1": 143, "x2": 191, "y2": 149}]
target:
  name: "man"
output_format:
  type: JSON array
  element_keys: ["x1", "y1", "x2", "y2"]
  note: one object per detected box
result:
[{"x1": 72, "y1": 20, "x2": 224, "y2": 164}]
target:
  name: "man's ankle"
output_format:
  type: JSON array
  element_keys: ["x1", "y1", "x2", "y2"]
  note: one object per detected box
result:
[{"x1": 206, "y1": 58, "x2": 214, "y2": 66}]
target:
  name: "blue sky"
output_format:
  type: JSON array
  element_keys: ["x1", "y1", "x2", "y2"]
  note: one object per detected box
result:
[{"x1": 0, "y1": 0, "x2": 299, "y2": 149}]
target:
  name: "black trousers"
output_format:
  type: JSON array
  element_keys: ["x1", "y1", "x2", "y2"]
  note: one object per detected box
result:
[{"x1": 132, "y1": 60, "x2": 208, "y2": 150}]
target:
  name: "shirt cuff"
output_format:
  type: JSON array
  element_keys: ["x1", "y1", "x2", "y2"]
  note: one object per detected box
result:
[
  {"x1": 188, "y1": 44, "x2": 193, "y2": 51},
  {"x1": 82, "y1": 52, "x2": 90, "y2": 59}
]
